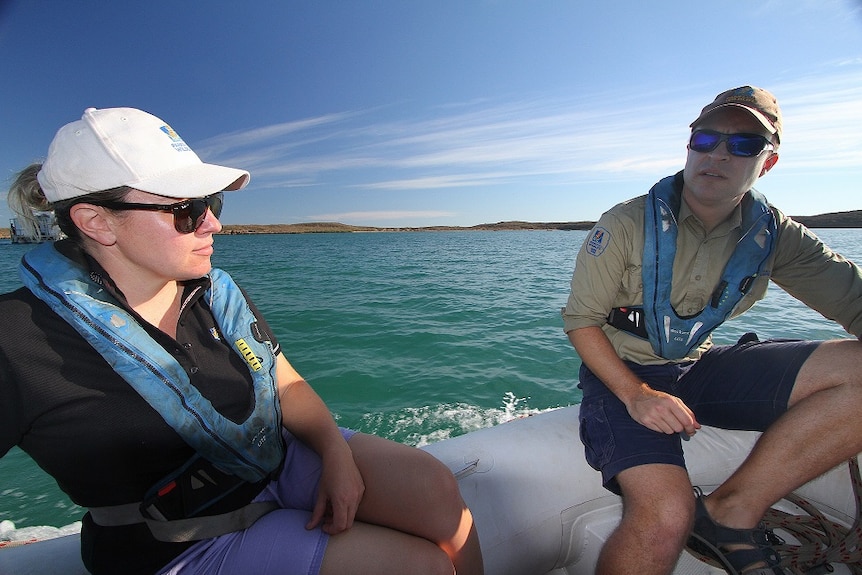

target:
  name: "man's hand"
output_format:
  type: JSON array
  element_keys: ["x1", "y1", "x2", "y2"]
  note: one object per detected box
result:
[{"x1": 626, "y1": 383, "x2": 700, "y2": 437}]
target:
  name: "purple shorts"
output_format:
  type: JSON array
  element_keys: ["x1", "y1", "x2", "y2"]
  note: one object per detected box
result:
[
  {"x1": 578, "y1": 337, "x2": 820, "y2": 494},
  {"x1": 158, "y1": 428, "x2": 356, "y2": 575}
]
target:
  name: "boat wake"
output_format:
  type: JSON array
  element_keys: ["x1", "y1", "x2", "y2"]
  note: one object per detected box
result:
[{"x1": 356, "y1": 391, "x2": 560, "y2": 446}]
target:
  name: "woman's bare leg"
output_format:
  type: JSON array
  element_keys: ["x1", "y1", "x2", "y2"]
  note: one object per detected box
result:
[
  {"x1": 324, "y1": 433, "x2": 484, "y2": 575},
  {"x1": 320, "y1": 521, "x2": 454, "y2": 575}
]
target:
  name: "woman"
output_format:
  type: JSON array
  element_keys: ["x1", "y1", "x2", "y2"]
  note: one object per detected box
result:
[{"x1": 1, "y1": 107, "x2": 483, "y2": 575}]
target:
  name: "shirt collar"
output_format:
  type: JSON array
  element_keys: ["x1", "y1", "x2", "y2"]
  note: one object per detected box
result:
[{"x1": 678, "y1": 194, "x2": 744, "y2": 236}]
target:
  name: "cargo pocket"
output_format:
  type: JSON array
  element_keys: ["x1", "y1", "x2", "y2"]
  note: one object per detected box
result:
[{"x1": 579, "y1": 400, "x2": 615, "y2": 472}]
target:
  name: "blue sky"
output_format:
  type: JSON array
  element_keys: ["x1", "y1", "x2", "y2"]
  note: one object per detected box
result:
[{"x1": 1, "y1": 1, "x2": 861, "y2": 227}]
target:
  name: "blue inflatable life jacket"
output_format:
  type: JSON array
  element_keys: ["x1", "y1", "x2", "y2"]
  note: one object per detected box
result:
[
  {"x1": 20, "y1": 242, "x2": 284, "y2": 483},
  {"x1": 641, "y1": 174, "x2": 776, "y2": 359}
]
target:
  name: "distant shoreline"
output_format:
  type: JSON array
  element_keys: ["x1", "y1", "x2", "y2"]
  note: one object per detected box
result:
[
  {"x1": 2, "y1": 211, "x2": 861, "y2": 239},
  {"x1": 215, "y1": 210, "x2": 862, "y2": 234},
  {"x1": 216, "y1": 220, "x2": 597, "y2": 235}
]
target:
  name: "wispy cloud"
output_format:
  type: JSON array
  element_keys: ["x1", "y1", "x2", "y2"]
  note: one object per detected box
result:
[{"x1": 197, "y1": 64, "x2": 862, "y2": 196}]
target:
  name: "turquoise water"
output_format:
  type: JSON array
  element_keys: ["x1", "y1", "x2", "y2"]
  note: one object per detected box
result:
[{"x1": 1, "y1": 229, "x2": 860, "y2": 528}]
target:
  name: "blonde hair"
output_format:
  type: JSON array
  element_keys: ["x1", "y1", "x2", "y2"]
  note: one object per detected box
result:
[
  {"x1": 7, "y1": 164, "x2": 53, "y2": 241},
  {"x1": 7, "y1": 163, "x2": 131, "y2": 243}
]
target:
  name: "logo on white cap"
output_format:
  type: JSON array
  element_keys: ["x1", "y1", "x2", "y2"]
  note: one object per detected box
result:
[{"x1": 160, "y1": 125, "x2": 192, "y2": 152}]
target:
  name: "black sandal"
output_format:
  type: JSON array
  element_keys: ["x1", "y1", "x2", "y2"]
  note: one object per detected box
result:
[{"x1": 687, "y1": 488, "x2": 791, "y2": 575}]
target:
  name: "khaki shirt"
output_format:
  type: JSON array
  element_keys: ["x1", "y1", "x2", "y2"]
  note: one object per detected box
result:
[{"x1": 563, "y1": 181, "x2": 862, "y2": 365}]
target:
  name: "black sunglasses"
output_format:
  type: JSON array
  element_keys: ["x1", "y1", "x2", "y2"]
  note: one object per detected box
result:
[
  {"x1": 91, "y1": 192, "x2": 224, "y2": 234},
  {"x1": 689, "y1": 129, "x2": 774, "y2": 158}
]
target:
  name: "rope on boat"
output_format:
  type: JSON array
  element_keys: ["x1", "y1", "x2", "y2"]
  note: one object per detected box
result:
[
  {"x1": 765, "y1": 457, "x2": 862, "y2": 575},
  {"x1": 687, "y1": 458, "x2": 862, "y2": 575}
]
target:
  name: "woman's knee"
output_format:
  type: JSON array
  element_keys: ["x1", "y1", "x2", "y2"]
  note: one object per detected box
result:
[
  {"x1": 424, "y1": 454, "x2": 464, "y2": 505},
  {"x1": 411, "y1": 542, "x2": 456, "y2": 575},
  {"x1": 348, "y1": 434, "x2": 468, "y2": 540},
  {"x1": 410, "y1": 453, "x2": 471, "y2": 539},
  {"x1": 320, "y1": 522, "x2": 454, "y2": 575}
]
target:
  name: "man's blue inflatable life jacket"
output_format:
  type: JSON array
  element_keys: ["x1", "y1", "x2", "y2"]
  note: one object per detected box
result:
[
  {"x1": 641, "y1": 174, "x2": 776, "y2": 359},
  {"x1": 20, "y1": 242, "x2": 284, "y2": 484}
]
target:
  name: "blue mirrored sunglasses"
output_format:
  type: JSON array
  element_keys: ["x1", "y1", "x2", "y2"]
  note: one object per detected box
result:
[{"x1": 689, "y1": 130, "x2": 774, "y2": 158}]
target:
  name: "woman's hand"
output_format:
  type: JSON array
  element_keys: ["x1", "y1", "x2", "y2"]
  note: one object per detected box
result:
[
  {"x1": 275, "y1": 353, "x2": 367, "y2": 534},
  {"x1": 306, "y1": 440, "x2": 366, "y2": 534}
]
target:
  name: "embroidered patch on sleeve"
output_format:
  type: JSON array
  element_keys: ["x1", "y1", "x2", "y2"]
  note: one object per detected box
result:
[{"x1": 586, "y1": 227, "x2": 611, "y2": 257}]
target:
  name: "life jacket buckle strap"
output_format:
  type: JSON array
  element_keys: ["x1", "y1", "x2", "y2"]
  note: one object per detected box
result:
[{"x1": 88, "y1": 500, "x2": 278, "y2": 542}]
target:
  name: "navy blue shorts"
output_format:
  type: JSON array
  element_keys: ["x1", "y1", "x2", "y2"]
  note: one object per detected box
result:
[{"x1": 577, "y1": 337, "x2": 820, "y2": 494}]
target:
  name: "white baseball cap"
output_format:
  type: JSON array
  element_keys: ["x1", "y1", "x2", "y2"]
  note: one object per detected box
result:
[{"x1": 37, "y1": 107, "x2": 250, "y2": 202}]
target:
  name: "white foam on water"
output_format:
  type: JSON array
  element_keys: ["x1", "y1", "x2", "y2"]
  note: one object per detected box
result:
[{"x1": 358, "y1": 392, "x2": 559, "y2": 447}]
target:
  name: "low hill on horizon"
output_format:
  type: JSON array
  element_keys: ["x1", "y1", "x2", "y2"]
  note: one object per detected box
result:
[
  {"x1": 217, "y1": 210, "x2": 862, "y2": 235},
  {"x1": 2, "y1": 211, "x2": 861, "y2": 240},
  {"x1": 217, "y1": 220, "x2": 598, "y2": 235},
  {"x1": 792, "y1": 210, "x2": 862, "y2": 228}
]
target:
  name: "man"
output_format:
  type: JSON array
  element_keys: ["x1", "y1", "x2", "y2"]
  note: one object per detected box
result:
[{"x1": 562, "y1": 86, "x2": 862, "y2": 575}]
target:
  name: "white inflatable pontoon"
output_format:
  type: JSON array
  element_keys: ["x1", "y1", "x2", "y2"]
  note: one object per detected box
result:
[{"x1": 1, "y1": 405, "x2": 858, "y2": 574}]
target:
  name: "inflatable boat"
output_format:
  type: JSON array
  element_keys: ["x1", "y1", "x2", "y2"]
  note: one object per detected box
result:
[{"x1": 1, "y1": 405, "x2": 858, "y2": 574}]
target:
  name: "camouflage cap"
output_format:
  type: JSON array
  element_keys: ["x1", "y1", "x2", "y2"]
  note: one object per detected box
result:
[{"x1": 691, "y1": 86, "x2": 782, "y2": 142}]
